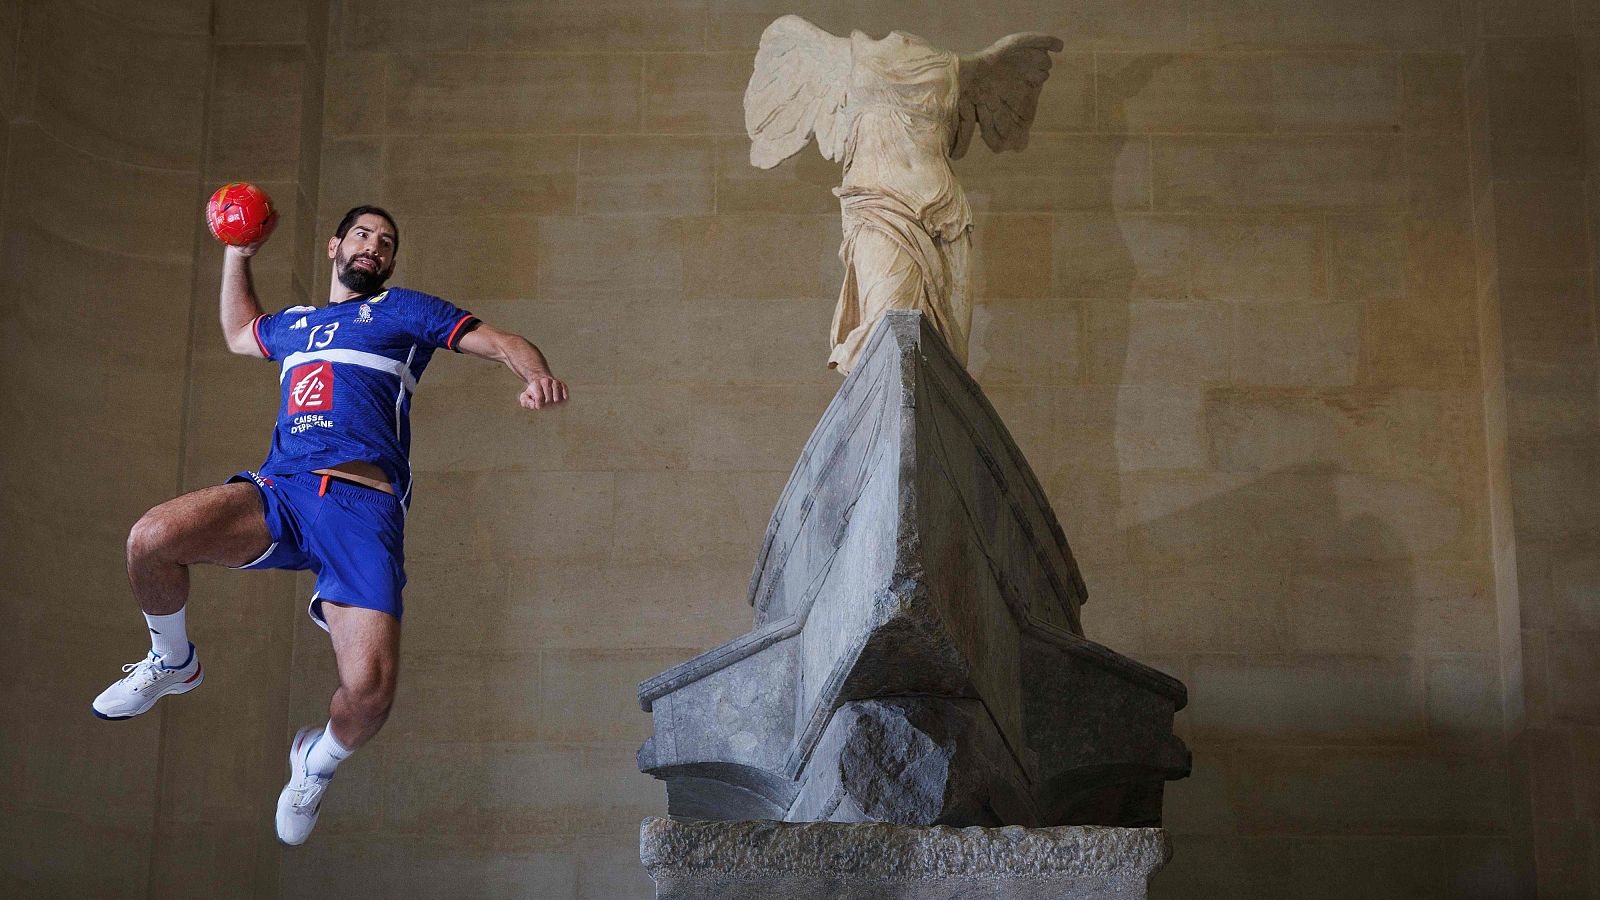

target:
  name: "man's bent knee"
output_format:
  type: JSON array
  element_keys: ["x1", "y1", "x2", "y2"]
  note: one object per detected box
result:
[
  {"x1": 127, "y1": 511, "x2": 178, "y2": 564},
  {"x1": 346, "y1": 680, "x2": 395, "y2": 725},
  {"x1": 342, "y1": 661, "x2": 397, "y2": 718}
]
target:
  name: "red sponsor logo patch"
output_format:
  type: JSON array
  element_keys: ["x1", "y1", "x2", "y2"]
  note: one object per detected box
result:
[{"x1": 287, "y1": 362, "x2": 333, "y2": 413}]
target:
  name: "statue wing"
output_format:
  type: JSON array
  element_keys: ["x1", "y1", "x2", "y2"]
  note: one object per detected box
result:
[
  {"x1": 952, "y1": 33, "x2": 1064, "y2": 159},
  {"x1": 745, "y1": 15, "x2": 852, "y2": 169}
]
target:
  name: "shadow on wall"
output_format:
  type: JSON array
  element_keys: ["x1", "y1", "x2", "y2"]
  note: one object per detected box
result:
[
  {"x1": 997, "y1": 53, "x2": 1520, "y2": 898},
  {"x1": 1145, "y1": 462, "x2": 1519, "y2": 897},
  {"x1": 1077, "y1": 53, "x2": 1165, "y2": 577}
]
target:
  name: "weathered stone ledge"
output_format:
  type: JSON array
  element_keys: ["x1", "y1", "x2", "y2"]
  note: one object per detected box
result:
[{"x1": 640, "y1": 817, "x2": 1171, "y2": 878}]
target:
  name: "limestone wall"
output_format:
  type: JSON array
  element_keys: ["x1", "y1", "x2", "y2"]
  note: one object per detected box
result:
[
  {"x1": 1466, "y1": 2, "x2": 1600, "y2": 896},
  {"x1": 0, "y1": 0, "x2": 328, "y2": 893},
  {"x1": 0, "y1": 1, "x2": 214, "y2": 892},
  {"x1": 157, "y1": 1, "x2": 331, "y2": 894},
  {"x1": 0, "y1": 1, "x2": 1591, "y2": 897}
]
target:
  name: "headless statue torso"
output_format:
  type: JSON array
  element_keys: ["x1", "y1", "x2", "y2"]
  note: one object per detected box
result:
[{"x1": 744, "y1": 17, "x2": 1063, "y2": 375}]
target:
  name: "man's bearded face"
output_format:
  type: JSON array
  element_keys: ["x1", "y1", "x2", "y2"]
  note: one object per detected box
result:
[{"x1": 333, "y1": 215, "x2": 397, "y2": 293}]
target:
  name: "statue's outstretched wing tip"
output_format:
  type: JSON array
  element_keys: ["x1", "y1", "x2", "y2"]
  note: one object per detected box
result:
[
  {"x1": 765, "y1": 14, "x2": 819, "y2": 34},
  {"x1": 748, "y1": 145, "x2": 787, "y2": 170},
  {"x1": 955, "y1": 31, "x2": 1063, "y2": 158},
  {"x1": 745, "y1": 15, "x2": 851, "y2": 167}
]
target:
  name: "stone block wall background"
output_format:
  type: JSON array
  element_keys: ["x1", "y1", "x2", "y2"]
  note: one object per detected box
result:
[
  {"x1": 0, "y1": 1, "x2": 1593, "y2": 897},
  {"x1": 1467, "y1": 2, "x2": 1600, "y2": 897}
]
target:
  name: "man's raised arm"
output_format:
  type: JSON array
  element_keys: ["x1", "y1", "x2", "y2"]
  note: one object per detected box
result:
[
  {"x1": 455, "y1": 323, "x2": 569, "y2": 410},
  {"x1": 221, "y1": 244, "x2": 267, "y2": 358}
]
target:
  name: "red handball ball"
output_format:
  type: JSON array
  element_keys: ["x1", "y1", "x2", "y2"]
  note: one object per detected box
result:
[{"x1": 205, "y1": 182, "x2": 277, "y2": 247}]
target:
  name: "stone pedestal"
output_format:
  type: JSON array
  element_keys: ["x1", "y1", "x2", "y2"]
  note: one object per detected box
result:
[
  {"x1": 637, "y1": 312, "x2": 1189, "y2": 827},
  {"x1": 640, "y1": 817, "x2": 1172, "y2": 900}
]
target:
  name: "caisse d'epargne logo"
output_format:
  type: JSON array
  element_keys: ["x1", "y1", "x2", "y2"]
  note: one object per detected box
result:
[{"x1": 288, "y1": 363, "x2": 333, "y2": 414}]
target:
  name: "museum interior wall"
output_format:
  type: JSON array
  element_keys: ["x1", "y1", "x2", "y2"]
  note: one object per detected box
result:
[
  {"x1": 1466, "y1": 2, "x2": 1600, "y2": 896},
  {"x1": 0, "y1": 0, "x2": 217, "y2": 892},
  {"x1": 0, "y1": 0, "x2": 1594, "y2": 897}
]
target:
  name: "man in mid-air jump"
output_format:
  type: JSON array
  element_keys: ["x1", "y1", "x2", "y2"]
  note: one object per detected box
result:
[{"x1": 91, "y1": 206, "x2": 568, "y2": 845}]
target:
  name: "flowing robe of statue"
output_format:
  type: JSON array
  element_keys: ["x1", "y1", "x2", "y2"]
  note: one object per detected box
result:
[{"x1": 745, "y1": 17, "x2": 1063, "y2": 375}]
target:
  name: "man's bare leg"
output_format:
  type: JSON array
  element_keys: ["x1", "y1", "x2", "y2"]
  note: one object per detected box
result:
[
  {"x1": 321, "y1": 601, "x2": 401, "y2": 750},
  {"x1": 95, "y1": 483, "x2": 273, "y2": 720},
  {"x1": 277, "y1": 602, "x2": 399, "y2": 845},
  {"x1": 126, "y1": 482, "x2": 274, "y2": 615}
]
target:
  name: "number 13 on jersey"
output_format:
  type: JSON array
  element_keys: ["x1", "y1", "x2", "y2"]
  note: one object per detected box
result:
[{"x1": 307, "y1": 322, "x2": 339, "y2": 350}]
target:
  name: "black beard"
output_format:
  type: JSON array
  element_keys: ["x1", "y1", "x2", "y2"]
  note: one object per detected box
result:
[{"x1": 336, "y1": 249, "x2": 390, "y2": 293}]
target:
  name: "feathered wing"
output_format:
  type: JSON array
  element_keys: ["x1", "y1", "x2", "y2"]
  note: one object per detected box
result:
[
  {"x1": 951, "y1": 33, "x2": 1064, "y2": 159},
  {"x1": 745, "y1": 15, "x2": 852, "y2": 169}
]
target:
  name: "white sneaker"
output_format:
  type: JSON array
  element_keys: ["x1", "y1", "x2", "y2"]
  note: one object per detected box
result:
[
  {"x1": 92, "y1": 644, "x2": 203, "y2": 720},
  {"x1": 276, "y1": 726, "x2": 333, "y2": 846}
]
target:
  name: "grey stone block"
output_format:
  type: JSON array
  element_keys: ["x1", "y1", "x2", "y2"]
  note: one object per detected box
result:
[
  {"x1": 639, "y1": 312, "x2": 1190, "y2": 827},
  {"x1": 639, "y1": 817, "x2": 1172, "y2": 900},
  {"x1": 791, "y1": 698, "x2": 1039, "y2": 826}
]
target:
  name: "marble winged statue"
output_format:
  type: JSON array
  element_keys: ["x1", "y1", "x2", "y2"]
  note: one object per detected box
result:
[{"x1": 745, "y1": 16, "x2": 1063, "y2": 375}]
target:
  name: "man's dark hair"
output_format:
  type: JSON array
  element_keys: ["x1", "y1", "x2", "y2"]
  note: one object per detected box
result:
[{"x1": 334, "y1": 205, "x2": 400, "y2": 252}]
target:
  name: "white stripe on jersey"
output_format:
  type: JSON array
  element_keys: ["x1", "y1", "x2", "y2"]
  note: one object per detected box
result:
[
  {"x1": 395, "y1": 344, "x2": 417, "y2": 440},
  {"x1": 280, "y1": 349, "x2": 419, "y2": 393}
]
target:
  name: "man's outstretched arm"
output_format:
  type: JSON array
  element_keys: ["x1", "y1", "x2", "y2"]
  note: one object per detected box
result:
[
  {"x1": 220, "y1": 244, "x2": 268, "y2": 358},
  {"x1": 456, "y1": 323, "x2": 569, "y2": 410}
]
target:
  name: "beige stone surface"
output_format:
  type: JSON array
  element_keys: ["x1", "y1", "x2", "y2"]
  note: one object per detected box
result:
[
  {"x1": 1403, "y1": 53, "x2": 1467, "y2": 134},
  {"x1": 645, "y1": 53, "x2": 751, "y2": 134},
  {"x1": 390, "y1": 215, "x2": 541, "y2": 299},
  {"x1": 1153, "y1": 135, "x2": 1404, "y2": 211},
  {"x1": 207, "y1": 44, "x2": 309, "y2": 182},
  {"x1": 1190, "y1": 216, "x2": 1325, "y2": 301},
  {"x1": 1483, "y1": 38, "x2": 1586, "y2": 180},
  {"x1": 681, "y1": 214, "x2": 838, "y2": 300},
  {"x1": 1152, "y1": 834, "x2": 1295, "y2": 899},
  {"x1": 0, "y1": 1, "x2": 1582, "y2": 897},
  {"x1": 388, "y1": 53, "x2": 642, "y2": 134},
  {"x1": 1098, "y1": 53, "x2": 1272, "y2": 134},
  {"x1": 26, "y1": 1, "x2": 209, "y2": 169},
  {"x1": 1192, "y1": 0, "x2": 1464, "y2": 51},
  {"x1": 1087, "y1": 300, "x2": 1229, "y2": 385},
  {"x1": 323, "y1": 50, "x2": 388, "y2": 134},
  {"x1": 1424, "y1": 655, "x2": 1506, "y2": 743},
  {"x1": 541, "y1": 215, "x2": 686, "y2": 300},
  {"x1": 1228, "y1": 747, "x2": 1512, "y2": 834},
  {"x1": 1053, "y1": 212, "x2": 1191, "y2": 298},
  {"x1": 971, "y1": 214, "x2": 1055, "y2": 298},
  {"x1": 969, "y1": 298, "x2": 1085, "y2": 385},
  {"x1": 1187, "y1": 655, "x2": 1427, "y2": 744},
  {"x1": 1231, "y1": 302, "x2": 1361, "y2": 387},
  {"x1": 472, "y1": 0, "x2": 707, "y2": 52},
  {"x1": 337, "y1": 0, "x2": 471, "y2": 52},
  {"x1": 578, "y1": 136, "x2": 714, "y2": 216},
  {"x1": 386, "y1": 135, "x2": 579, "y2": 217},
  {"x1": 960, "y1": 134, "x2": 1152, "y2": 212},
  {"x1": 9, "y1": 125, "x2": 201, "y2": 260},
  {"x1": 712, "y1": 136, "x2": 842, "y2": 214},
  {"x1": 688, "y1": 384, "x2": 837, "y2": 469},
  {"x1": 214, "y1": 0, "x2": 308, "y2": 43},
  {"x1": 0, "y1": 5, "x2": 21, "y2": 118}
]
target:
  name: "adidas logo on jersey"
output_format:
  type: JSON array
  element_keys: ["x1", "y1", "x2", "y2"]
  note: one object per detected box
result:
[
  {"x1": 355, "y1": 304, "x2": 373, "y2": 324},
  {"x1": 290, "y1": 317, "x2": 309, "y2": 330}
]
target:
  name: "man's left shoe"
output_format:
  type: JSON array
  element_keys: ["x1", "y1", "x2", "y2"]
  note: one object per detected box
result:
[{"x1": 276, "y1": 726, "x2": 333, "y2": 846}]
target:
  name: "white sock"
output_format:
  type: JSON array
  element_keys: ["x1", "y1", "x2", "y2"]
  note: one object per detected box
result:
[
  {"x1": 143, "y1": 608, "x2": 189, "y2": 664},
  {"x1": 305, "y1": 721, "x2": 353, "y2": 777}
]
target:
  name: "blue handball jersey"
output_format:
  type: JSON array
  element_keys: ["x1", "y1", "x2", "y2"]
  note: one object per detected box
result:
[{"x1": 248, "y1": 287, "x2": 478, "y2": 505}]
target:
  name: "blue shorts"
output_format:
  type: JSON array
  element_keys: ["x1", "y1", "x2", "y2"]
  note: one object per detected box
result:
[{"x1": 227, "y1": 470, "x2": 407, "y2": 631}]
